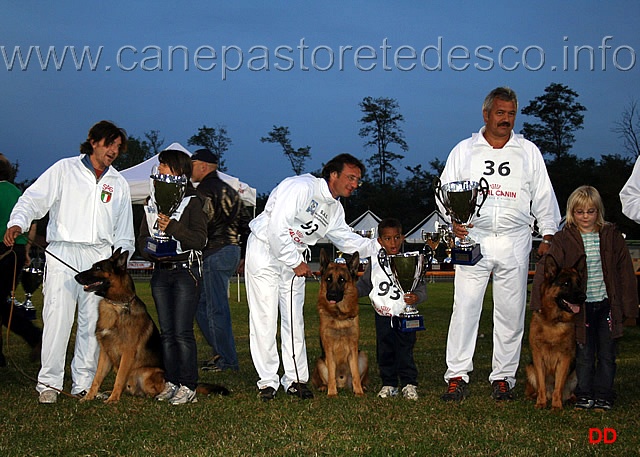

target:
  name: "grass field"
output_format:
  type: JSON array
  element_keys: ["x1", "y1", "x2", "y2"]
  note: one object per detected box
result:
[{"x1": 1, "y1": 279, "x2": 639, "y2": 456}]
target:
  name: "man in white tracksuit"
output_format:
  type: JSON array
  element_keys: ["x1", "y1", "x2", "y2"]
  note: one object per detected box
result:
[
  {"x1": 4, "y1": 120, "x2": 134, "y2": 404},
  {"x1": 246, "y1": 153, "x2": 378, "y2": 401},
  {"x1": 620, "y1": 156, "x2": 640, "y2": 223},
  {"x1": 437, "y1": 87, "x2": 561, "y2": 402}
]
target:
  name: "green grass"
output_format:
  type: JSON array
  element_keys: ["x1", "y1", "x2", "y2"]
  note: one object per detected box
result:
[{"x1": 1, "y1": 280, "x2": 639, "y2": 456}]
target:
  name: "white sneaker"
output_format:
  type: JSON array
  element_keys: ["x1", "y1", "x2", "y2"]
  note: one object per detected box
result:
[
  {"x1": 39, "y1": 390, "x2": 58, "y2": 404},
  {"x1": 377, "y1": 386, "x2": 399, "y2": 398},
  {"x1": 155, "y1": 381, "x2": 178, "y2": 401},
  {"x1": 402, "y1": 384, "x2": 418, "y2": 400},
  {"x1": 169, "y1": 385, "x2": 198, "y2": 405}
]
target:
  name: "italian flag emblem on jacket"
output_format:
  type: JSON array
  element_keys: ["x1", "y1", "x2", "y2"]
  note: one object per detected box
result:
[{"x1": 101, "y1": 190, "x2": 112, "y2": 203}]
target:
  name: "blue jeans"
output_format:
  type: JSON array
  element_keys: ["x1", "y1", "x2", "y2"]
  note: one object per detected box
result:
[
  {"x1": 151, "y1": 266, "x2": 200, "y2": 390},
  {"x1": 575, "y1": 299, "x2": 617, "y2": 403},
  {"x1": 196, "y1": 245, "x2": 240, "y2": 370}
]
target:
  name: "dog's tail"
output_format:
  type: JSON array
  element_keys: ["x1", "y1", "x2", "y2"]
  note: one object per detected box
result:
[{"x1": 196, "y1": 383, "x2": 230, "y2": 396}]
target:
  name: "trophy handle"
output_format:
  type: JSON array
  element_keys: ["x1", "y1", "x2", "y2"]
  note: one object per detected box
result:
[
  {"x1": 433, "y1": 177, "x2": 449, "y2": 217},
  {"x1": 377, "y1": 248, "x2": 401, "y2": 292},
  {"x1": 475, "y1": 177, "x2": 490, "y2": 218}
]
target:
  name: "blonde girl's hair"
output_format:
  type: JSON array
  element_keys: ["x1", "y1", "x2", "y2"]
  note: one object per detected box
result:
[{"x1": 565, "y1": 185, "x2": 605, "y2": 229}]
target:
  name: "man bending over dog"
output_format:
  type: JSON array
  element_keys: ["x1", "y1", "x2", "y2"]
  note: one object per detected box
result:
[
  {"x1": 245, "y1": 153, "x2": 378, "y2": 401},
  {"x1": 4, "y1": 120, "x2": 134, "y2": 404}
]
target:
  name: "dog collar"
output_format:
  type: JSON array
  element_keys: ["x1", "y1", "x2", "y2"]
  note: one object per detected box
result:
[{"x1": 105, "y1": 295, "x2": 136, "y2": 309}]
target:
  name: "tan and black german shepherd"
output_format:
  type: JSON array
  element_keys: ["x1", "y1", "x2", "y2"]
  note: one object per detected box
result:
[
  {"x1": 311, "y1": 249, "x2": 368, "y2": 397},
  {"x1": 525, "y1": 254, "x2": 586, "y2": 410},
  {"x1": 75, "y1": 248, "x2": 227, "y2": 403}
]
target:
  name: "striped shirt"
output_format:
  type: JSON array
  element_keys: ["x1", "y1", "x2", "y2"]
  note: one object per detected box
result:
[{"x1": 581, "y1": 232, "x2": 607, "y2": 302}]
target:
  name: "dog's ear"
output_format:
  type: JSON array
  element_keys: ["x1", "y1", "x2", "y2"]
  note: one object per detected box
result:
[
  {"x1": 543, "y1": 254, "x2": 560, "y2": 281},
  {"x1": 115, "y1": 250, "x2": 129, "y2": 271},
  {"x1": 320, "y1": 248, "x2": 330, "y2": 273},
  {"x1": 347, "y1": 252, "x2": 360, "y2": 278}
]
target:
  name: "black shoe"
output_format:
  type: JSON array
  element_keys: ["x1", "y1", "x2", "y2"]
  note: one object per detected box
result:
[
  {"x1": 258, "y1": 386, "x2": 277, "y2": 402},
  {"x1": 491, "y1": 379, "x2": 514, "y2": 401},
  {"x1": 201, "y1": 355, "x2": 222, "y2": 371},
  {"x1": 593, "y1": 399, "x2": 613, "y2": 411},
  {"x1": 441, "y1": 377, "x2": 468, "y2": 402},
  {"x1": 574, "y1": 397, "x2": 595, "y2": 410},
  {"x1": 287, "y1": 382, "x2": 314, "y2": 399}
]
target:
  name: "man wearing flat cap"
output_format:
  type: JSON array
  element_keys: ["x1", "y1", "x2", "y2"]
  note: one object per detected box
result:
[{"x1": 191, "y1": 148, "x2": 251, "y2": 372}]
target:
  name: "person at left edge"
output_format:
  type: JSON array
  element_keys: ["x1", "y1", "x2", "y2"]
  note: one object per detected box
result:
[
  {"x1": 3, "y1": 120, "x2": 135, "y2": 404},
  {"x1": 245, "y1": 153, "x2": 378, "y2": 401}
]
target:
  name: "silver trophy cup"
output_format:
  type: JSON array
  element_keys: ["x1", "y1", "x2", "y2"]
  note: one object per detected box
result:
[
  {"x1": 378, "y1": 249, "x2": 429, "y2": 332},
  {"x1": 352, "y1": 228, "x2": 375, "y2": 271},
  {"x1": 434, "y1": 177, "x2": 489, "y2": 265},
  {"x1": 144, "y1": 172, "x2": 187, "y2": 257},
  {"x1": 421, "y1": 227, "x2": 442, "y2": 269},
  {"x1": 21, "y1": 265, "x2": 43, "y2": 320}
]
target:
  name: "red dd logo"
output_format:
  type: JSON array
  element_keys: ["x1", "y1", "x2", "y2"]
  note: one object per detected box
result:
[{"x1": 589, "y1": 428, "x2": 617, "y2": 444}]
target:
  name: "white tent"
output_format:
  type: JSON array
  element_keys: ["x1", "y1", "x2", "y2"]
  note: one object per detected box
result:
[
  {"x1": 349, "y1": 210, "x2": 381, "y2": 237},
  {"x1": 120, "y1": 142, "x2": 257, "y2": 206},
  {"x1": 404, "y1": 210, "x2": 449, "y2": 244}
]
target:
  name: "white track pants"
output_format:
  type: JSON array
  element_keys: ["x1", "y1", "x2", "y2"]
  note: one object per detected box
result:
[
  {"x1": 245, "y1": 234, "x2": 308, "y2": 391},
  {"x1": 37, "y1": 242, "x2": 112, "y2": 395},
  {"x1": 444, "y1": 230, "x2": 531, "y2": 389}
]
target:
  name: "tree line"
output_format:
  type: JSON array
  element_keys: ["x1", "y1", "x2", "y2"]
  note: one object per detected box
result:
[{"x1": 10, "y1": 83, "x2": 640, "y2": 239}]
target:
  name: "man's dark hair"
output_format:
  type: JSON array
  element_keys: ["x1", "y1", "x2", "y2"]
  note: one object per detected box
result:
[
  {"x1": 0, "y1": 153, "x2": 15, "y2": 182},
  {"x1": 159, "y1": 149, "x2": 193, "y2": 179},
  {"x1": 378, "y1": 217, "x2": 403, "y2": 234},
  {"x1": 321, "y1": 153, "x2": 365, "y2": 181},
  {"x1": 79, "y1": 120, "x2": 128, "y2": 155}
]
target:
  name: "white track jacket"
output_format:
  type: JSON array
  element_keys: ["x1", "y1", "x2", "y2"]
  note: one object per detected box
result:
[
  {"x1": 249, "y1": 174, "x2": 377, "y2": 268},
  {"x1": 439, "y1": 128, "x2": 560, "y2": 237},
  {"x1": 8, "y1": 155, "x2": 134, "y2": 254}
]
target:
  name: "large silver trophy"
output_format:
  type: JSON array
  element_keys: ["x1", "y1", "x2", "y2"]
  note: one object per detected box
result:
[
  {"x1": 434, "y1": 177, "x2": 489, "y2": 266},
  {"x1": 378, "y1": 248, "x2": 430, "y2": 332},
  {"x1": 20, "y1": 265, "x2": 43, "y2": 320},
  {"x1": 144, "y1": 170, "x2": 187, "y2": 257}
]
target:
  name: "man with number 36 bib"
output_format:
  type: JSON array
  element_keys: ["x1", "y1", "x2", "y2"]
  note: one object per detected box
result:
[{"x1": 437, "y1": 87, "x2": 561, "y2": 402}]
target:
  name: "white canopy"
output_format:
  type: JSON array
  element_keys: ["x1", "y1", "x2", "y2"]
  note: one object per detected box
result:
[
  {"x1": 120, "y1": 142, "x2": 257, "y2": 206},
  {"x1": 349, "y1": 210, "x2": 381, "y2": 237}
]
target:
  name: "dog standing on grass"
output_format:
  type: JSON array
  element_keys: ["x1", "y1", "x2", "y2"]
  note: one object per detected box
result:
[
  {"x1": 75, "y1": 248, "x2": 227, "y2": 403},
  {"x1": 525, "y1": 254, "x2": 586, "y2": 410},
  {"x1": 311, "y1": 249, "x2": 368, "y2": 397}
]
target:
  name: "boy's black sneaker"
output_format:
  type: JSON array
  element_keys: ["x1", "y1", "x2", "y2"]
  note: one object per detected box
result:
[
  {"x1": 593, "y1": 399, "x2": 613, "y2": 411},
  {"x1": 574, "y1": 397, "x2": 594, "y2": 410},
  {"x1": 258, "y1": 386, "x2": 277, "y2": 402},
  {"x1": 287, "y1": 382, "x2": 314, "y2": 399},
  {"x1": 491, "y1": 379, "x2": 514, "y2": 401},
  {"x1": 440, "y1": 377, "x2": 468, "y2": 402}
]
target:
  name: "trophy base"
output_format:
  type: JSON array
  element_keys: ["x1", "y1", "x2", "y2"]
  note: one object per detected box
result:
[
  {"x1": 144, "y1": 237, "x2": 178, "y2": 257},
  {"x1": 452, "y1": 244, "x2": 483, "y2": 265},
  {"x1": 393, "y1": 314, "x2": 425, "y2": 333}
]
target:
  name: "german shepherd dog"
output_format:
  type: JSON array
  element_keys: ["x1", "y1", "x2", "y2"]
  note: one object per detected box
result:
[
  {"x1": 75, "y1": 248, "x2": 227, "y2": 403},
  {"x1": 311, "y1": 249, "x2": 368, "y2": 397},
  {"x1": 525, "y1": 254, "x2": 587, "y2": 410}
]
